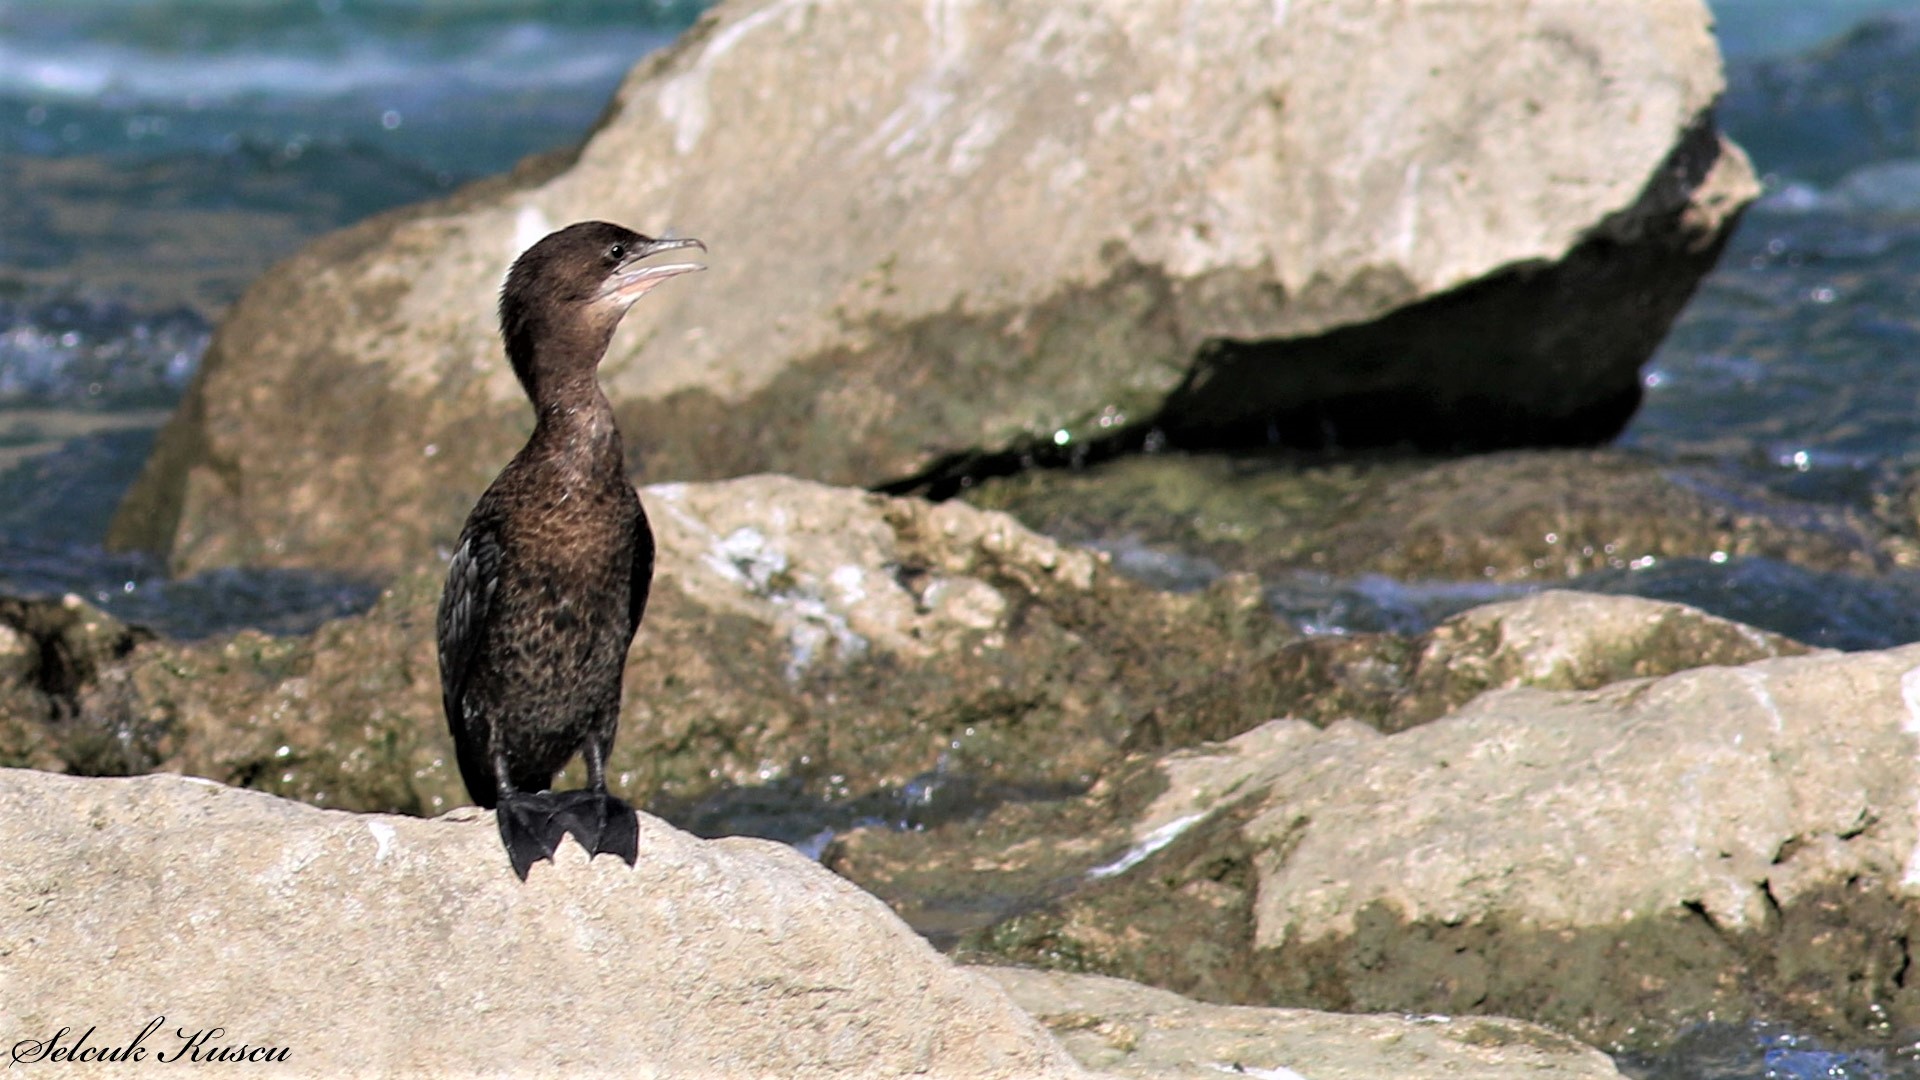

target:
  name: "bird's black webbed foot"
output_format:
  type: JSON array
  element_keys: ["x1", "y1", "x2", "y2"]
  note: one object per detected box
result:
[
  {"x1": 495, "y1": 791, "x2": 570, "y2": 880},
  {"x1": 552, "y1": 789, "x2": 640, "y2": 867}
]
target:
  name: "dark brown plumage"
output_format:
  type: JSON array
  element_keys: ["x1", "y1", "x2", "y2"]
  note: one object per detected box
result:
[{"x1": 437, "y1": 220, "x2": 704, "y2": 879}]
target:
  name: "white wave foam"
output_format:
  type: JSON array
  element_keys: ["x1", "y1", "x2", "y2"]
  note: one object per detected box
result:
[{"x1": 0, "y1": 24, "x2": 667, "y2": 104}]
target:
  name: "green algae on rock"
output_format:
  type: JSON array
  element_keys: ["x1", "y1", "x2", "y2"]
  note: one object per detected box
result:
[
  {"x1": 0, "y1": 594, "x2": 156, "y2": 776},
  {"x1": 964, "y1": 448, "x2": 1913, "y2": 586}
]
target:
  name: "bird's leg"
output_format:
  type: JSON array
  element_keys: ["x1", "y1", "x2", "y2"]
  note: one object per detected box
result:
[
  {"x1": 554, "y1": 734, "x2": 639, "y2": 867},
  {"x1": 492, "y1": 752, "x2": 565, "y2": 880},
  {"x1": 582, "y1": 735, "x2": 612, "y2": 795}
]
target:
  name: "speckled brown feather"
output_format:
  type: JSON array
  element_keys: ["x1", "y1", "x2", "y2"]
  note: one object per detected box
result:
[{"x1": 439, "y1": 410, "x2": 649, "y2": 803}]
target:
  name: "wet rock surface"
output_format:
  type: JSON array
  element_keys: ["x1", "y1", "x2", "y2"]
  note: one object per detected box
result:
[
  {"x1": 110, "y1": 0, "x2": 1751, "y2": 575},
  {"x1": 0, "y1": 768, "x2": 1086, "y2": 1079},
  {"x1": 988, "y1": 967, "x2": 1630, "y2": 1080},
  {"x1": 0, "y1": 594, "x2": 155, "y2": 776},
  {"x1": 964, "y1": 448, "x2": 1915, "y2": 587},
  {"x1": 626, "y1": 477, "x2": 1282, "y2": 801},
  {"x1": 15, "y1": 511, "x2": 1911, "y2": 1065},
  {"x1": 951, "y1": 639, "x2": 1920, "y2": 1054},
  {"x1": 965, "y1": 445, "x2": 1920, "y2": 650},
  {"x1": 1139, "y1": 588, "x2": 1812, "y2": 743},
  {"x1": 20, "y1": 483, "x2": 1889, "y2": 1062}
]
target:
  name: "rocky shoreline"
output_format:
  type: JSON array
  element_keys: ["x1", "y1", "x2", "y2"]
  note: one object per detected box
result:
[
  {"x1": 13, "y1": 492, "x2": 1920, "y2": 1070},
  {"x1": 10, "y1": 570, "x2": 1920, "y2": 1074},
  {"x1": 14, "y1": 0, "x2": 1913, "y2": 1075}
]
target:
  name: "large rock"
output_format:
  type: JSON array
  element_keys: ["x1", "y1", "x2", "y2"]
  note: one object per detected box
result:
[
  {"x1": 0, "y1": 768, "x2": 1084, "y2": 1078},
  {"x1": 109, "y1": 0, "x2": 1755, "y2": 574},
  {"x1": 958, "y1": 635, "x2": 1920, "y2": 1051},
  {"x1": 15, "y1": 475, "x2": 1284, "y2": 815}
]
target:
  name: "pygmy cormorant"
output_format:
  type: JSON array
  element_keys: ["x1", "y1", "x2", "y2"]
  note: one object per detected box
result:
[{"x1": 437, "y1": 221, "x2": 704, "y2": 879}]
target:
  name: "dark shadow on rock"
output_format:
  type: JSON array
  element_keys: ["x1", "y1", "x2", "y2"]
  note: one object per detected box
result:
[
  {"x1": 819, "y1": 754, "x2": 1173, "y2": 952},
  {"x1": 1155, "y1": 114, "x2": 1738, "y2": 454},
  {"x1": 657, "y1": 767, "x2": 1093, "y2": 950}
]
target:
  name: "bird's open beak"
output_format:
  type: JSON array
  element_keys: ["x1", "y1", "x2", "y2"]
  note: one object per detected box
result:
[{"x1": 600, "y1": 237, "x2": 707, "y2": 305}]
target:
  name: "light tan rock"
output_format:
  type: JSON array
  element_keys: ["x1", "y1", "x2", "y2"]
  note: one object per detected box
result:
[
  {"x1": 1240, "y1": 647, "x2": 1917, "y2": 943},
  {"x1": 0, "y1": 767, "x2": 1638, "y2": 1079},
  {"x1": 970, "y1": 637, "x2": 1920, "y2": 1050},
  {"x1": 111, "y1": 0, "x2": 1755, "y2": 574},
  {"x1": 987, "y1": 967, "x2": 1628, "y2": 1080},
  {"x1": 1383, "y1": 588, "x2": 1813, "y2": 727},
  {"x1": 0, "y1": 768, "x2": 1085, "y2": 1078}
]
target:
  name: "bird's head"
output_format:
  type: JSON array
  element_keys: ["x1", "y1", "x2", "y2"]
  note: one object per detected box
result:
[{"x1": 498, "y1": 220, "x2": 705, "y2": 399}]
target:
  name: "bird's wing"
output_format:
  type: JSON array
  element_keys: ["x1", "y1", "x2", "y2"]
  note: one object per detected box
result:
[
  {"x1": 629, "y1": 501, "x2": 655, "y2": 639},
  {"x1": 438, "y1": 521, "x2": 502, "y2": 799}
]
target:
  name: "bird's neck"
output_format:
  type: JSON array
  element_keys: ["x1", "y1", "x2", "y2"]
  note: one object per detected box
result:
[{"x1": 529, "y1": 370, "x2": 624, "y2": 468}]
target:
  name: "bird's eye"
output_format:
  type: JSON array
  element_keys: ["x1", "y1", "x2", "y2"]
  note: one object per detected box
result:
[{"x1": 607, "y1": 243, "x2": 625, "y2": 262}]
